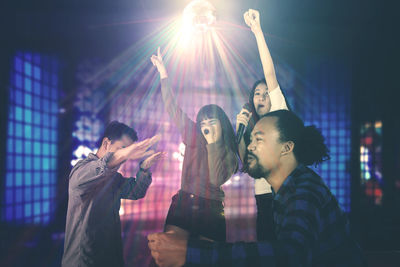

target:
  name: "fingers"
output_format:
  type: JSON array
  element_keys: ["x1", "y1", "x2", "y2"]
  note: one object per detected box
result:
[
  {"x1": 236, "y1": 114, "x2": 250, "y2": 131},
  {"x1": 140, "y1": 151, "x2": 165, "y2": 169},
  {"x1": 237, "y1": 110, "x2": 251, "y2": 122},
  {"x1": 131, "y1": 134, "x2": 162, "y2": 163},
  {"x1": 150, "y1": 56, "x2": 156, "y2": 66},
  {"x1": 240, "y1": 108, "x2": 251, "y2": 116},
  {"x1": 243, "y1": 11, "x2": 251, "y2": 26},
  {"x1": 146, "y1": 134, "x2": 161, "y2": 149},
  {"x1": 148, "y1": 234, "x2": 163, "y2": 266},
  {"x1": 147, "y1": 151, "x2": 162, "y2": 159},
  {"x1": 248, "y1": 9, "x2": 258, "y2": 19},
  {"x1": 142, "y1": 149, "x2": 156, "y2": 158},
  {"x1": 151, "y1": 48, "x2": 163, "y2": 67},
  {"x1": 244, "y1": 9, "x2": 260, "y2": 28},
  {"x1": 136, "y1": 134, "x2": 160, "y2": 150},
  {"x1": 134, "y1": 138, "x2": 152, "y2": 151},
  {"x1": 150, "y1": 151, "x2": 167, "y2": 161},
  {"x1": 237, "y1": 114, "x2": 249, "y2": 123}
]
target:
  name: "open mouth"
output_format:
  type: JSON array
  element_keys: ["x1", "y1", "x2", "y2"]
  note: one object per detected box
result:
[{"x1": 257, "y1": 104, "x2": 265, "y2": 110}]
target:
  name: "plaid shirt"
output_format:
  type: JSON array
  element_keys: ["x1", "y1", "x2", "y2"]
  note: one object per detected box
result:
[{"x1": 186, "y1": 165, "x2": 366, "y2": 267}]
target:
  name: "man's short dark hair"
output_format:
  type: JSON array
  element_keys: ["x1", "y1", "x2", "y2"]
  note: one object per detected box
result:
[{"x1": 97, "y1": 121, "x2": 138, "y2": 147}]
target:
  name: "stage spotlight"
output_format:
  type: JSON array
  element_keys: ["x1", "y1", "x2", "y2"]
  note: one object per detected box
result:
[{"x1": 182, "y1": 0, "x2": 216, "y2": 33}]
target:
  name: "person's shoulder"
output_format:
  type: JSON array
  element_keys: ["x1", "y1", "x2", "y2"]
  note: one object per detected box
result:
[
  {"x1": 294, "y1": 166, "x2": 324, "y2": 186},
  {"x1": 70, "y1": 154, "x2": 98, "y2": 174},
  {"x1": 292, "y1": 166, "x2": 331, "y2": 206}
]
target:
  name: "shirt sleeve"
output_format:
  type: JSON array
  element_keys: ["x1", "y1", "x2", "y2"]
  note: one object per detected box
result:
[
  {"x1": 69, "y1": 152, "x2": 118, "y2": 192},
  {"x1": 118, "y1": 169, "x2": 152, "y2": 200},
  {"x1": 186, "y1": 239, "x2": 276, "y2": 267},
  {"x1": 206, "y1": 142, "x2": 238, "y2": 186},
  {"x1": 269, "y1": 85, "x2": 288, "y2": 111},
  {"x1": 161, "y1": 78, "x2": 204, "y2": 147}
]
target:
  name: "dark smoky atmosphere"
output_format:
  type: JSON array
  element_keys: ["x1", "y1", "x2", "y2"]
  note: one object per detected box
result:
[{"x1": 0, "y1": 0, "x2": 399, "y2": 266}]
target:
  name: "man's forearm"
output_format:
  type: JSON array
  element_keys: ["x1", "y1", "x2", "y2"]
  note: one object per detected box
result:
[{"x1": 107, "y1": 143, "x2": 139, "y2": 168}]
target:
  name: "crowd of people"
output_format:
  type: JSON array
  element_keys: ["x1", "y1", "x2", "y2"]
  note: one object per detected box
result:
[{"x1": 61, "y1": 9, "x2": 366, "y2": 267}]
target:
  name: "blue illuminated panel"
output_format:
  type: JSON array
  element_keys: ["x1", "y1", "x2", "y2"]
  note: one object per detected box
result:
[
  {"x1": 301, "y1": 59, "x2": 351, "y2": 212},
  {"x1": 3, "y1": 52, "x2": 59, "y2": 225}
]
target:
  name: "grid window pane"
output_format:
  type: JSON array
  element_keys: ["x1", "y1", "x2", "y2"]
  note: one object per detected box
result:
[{"x1": 2, "y1": 52, "x2": 60, "y2": 225}]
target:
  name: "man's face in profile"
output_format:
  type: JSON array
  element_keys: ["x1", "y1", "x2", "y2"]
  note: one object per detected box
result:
[
  {"x1": 105, "y1": 134, "x2": 134, "y2": 153},
  {"x1": 247, "y1": 117, "x2": 282, "y2": 180}
]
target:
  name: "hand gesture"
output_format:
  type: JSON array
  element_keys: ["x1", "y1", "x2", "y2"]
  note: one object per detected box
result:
[
  {"x1": 236, "y1": 108, "x2": 252, "y2": 132},
  {"x1": 148, "y1": 232, "x2": 187, "y2": 267},
  {"x1": 128, "y1": 134, "x2": 161, "y2": 161},
  {"x1": 203, "y1": 125, "x2": 218, "y2": 144},
  {"x1": 151, "y1": 47, "x2": 168, "y2": 79},
  {"x1": 244, "y1": 9, "x2": 261, "y2": 33},
  {"x1": 140, "y1": 151, "x2": 166, "y2": 170}
]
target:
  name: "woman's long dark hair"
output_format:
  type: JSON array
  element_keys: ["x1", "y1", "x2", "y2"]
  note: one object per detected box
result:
[{"x1": 196, "y1": 104, "x2": 239, "y2": 172}]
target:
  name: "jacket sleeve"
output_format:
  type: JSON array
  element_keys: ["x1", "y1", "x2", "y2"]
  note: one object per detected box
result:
[
  {"x1": 69, "y1": 152, "x2": 118, "y2": 192},
  {"x1": 118, "y1": 169, "x2": 152, "y2": 200}
]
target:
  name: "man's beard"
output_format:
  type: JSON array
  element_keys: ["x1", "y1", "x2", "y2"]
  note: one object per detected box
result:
[{"x1": 247, "y1": 153, "x2": 270, "y2": 179}]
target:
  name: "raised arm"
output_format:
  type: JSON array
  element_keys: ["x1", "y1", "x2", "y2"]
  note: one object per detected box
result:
[
  {"x1": 119, "y1": 151, "x2": 165, "y2": 200},
  {"x1": 151, "y1": 47, "x2": 198, "y2": 145},
  {"x1": 107, "y1": 134, "x2": 160, "y2": 168},
  {"x1": 69, "y1": 135, "x2": 160, "y2": 191},
  {"x1": 244, "y1": 9, "x2": 278, "y2": 93}
]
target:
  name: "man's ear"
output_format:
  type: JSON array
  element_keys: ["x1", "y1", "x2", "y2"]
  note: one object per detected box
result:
[
  {"x1": 102, "y1": 137, "x2": 111, "y2": 150},
  {"x1": 281, "y1": 141, "x2": 294, "y2": 155}
]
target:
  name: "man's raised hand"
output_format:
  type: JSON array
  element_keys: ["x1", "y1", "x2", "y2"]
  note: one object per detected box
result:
[
  {"x1": 127, "y1": 134, "x2": 161, "y2": 161},
  {"x1": 140, "y1": 151, "x2": 166, "y2": 170}
]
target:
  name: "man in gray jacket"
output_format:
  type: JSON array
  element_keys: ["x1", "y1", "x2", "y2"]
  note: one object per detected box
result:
[{"x1": 62, "y1": 121, "x2": 162, "y2": 267}]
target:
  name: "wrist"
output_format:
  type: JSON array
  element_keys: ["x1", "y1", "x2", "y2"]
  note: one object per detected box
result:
[
  {"x1": 140, "y1": 167, "x2": 150, "y2": 173},
  {"x1": 252, "y1": 27, "x2": 263, "y2": 36},
  {"x1": 159, "y1": 67, "x2": 168, "y2": 79},
  {"x1": 160, "y1": 72, "x2": 168, "y2": 79},
  {"x1": 139, "y1": 162, "x2": 150, "y2": 172}
]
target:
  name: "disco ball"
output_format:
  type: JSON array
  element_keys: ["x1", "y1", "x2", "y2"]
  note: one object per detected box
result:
[{"x1": 183, "y1": 0, "x2": 216, "y2": 32}]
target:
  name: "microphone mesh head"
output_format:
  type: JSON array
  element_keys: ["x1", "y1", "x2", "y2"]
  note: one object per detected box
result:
[{"x1": 243, "y1": 103, "x2": 251, "y2": 111}]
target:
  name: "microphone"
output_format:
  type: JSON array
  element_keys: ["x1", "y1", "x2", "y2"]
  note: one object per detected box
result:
[{"x1": 236, "y1": 103, "x2": 251, "y2": 144}]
